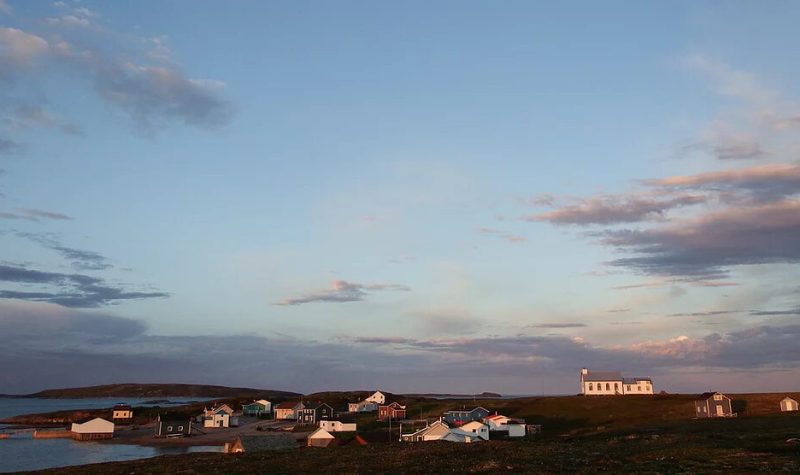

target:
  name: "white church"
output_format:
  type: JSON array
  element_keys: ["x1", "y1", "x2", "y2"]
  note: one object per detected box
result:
[{"x1": 580, "y1": 368, "x2": 653, "y2": 395}]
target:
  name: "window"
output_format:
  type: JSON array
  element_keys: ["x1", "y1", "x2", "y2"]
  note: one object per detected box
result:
[
  {"x1": 167, "y1": 425, "x2": 173, "y2": 432},
  {"x1": 714, "y1": 394, "x2": 723, "y2": 401},
  {"x1": 606, "y1": 383, "x2": 610, "y2": 390},
  {"x1": 615, "y1": 383, "x2": 620, "y2": 391},
  {"x1": 178, "y1": 426, "x2": 184, "y2": 432},
  {"x1": 637, "y1": 386, "x2": 641, "y2": 392},
  {"x1": 627, "y1": 385, "x2": 631, "y2": 391},
  {"x1": 588, "y1": 383, "x2": 593, "y2": 391}
]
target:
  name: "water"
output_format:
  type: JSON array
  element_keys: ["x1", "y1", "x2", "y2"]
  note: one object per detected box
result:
[
  {"x1": 0, "y1": 397, "x2": 222, "y2": 472},
  {"x1": 0, "y1": 438, "x2": 222, "y2": 473}
]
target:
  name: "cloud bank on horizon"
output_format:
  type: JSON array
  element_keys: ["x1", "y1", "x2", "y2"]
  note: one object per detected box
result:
[{"x1": 0, "y1": 1, "x2": 797, "y2": 394}]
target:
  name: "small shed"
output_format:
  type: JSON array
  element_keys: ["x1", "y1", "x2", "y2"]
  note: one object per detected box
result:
[
  {"x1": 780, "y1": 397, "x2": 799, "y2": 412},
  {"x1": 225, "y1": 434, "x2": 297, "y2": 453},
  {"x1": 307, "y1": 427, "x2": 336, "y2": 447},
  {"x1": 694, "y1": 392, "x2": 733, "y2": 418},
  {"x1": 70, "y1": 417, "x2": 114, "y2": 441}
]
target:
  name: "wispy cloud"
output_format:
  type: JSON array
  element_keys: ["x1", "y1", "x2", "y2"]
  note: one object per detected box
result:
[
  {"x1": 475, "y1": 226, "x2": 525, "y2": 243},
  {"x1": 275, "y1": 280, "x2": 409, "y2": 306},
  {"x1": 0, "y1": 208, "x2": 72, "y2": 222},
  {"x1": 530, "y1": 322, "x2": 587, "y2": 328},
  {"x1": 0, "y1": 263, "x2": 167, "y2": 307},
  {"x1": 15, "y1": 232, "x2": 111, "y2": 271},
  {"x1": 684, "y1": 54, "x2": 777, "y2": 104},
  {"x1": 528, "y1": 193, "x2": 705, "y2": 225}
]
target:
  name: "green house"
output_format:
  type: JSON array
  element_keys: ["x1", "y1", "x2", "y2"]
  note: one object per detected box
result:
[{"x1": 242, "y1": 400, "x2": 271, "y2": 416}]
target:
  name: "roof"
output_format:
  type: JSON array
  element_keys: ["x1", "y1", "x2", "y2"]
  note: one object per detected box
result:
[
  {"x1": 782, "y1": 396, "x2": 798, "y2": 402},
  {"x1": 622, "y1": 377, "x2": 652, "y2": 384},
  {"x1": 276, "y1": 401, "x2": 301, "y2": 409},
  {"x1": 308, "y1": 428, "x2": 335, "y2": 439},
  {"x1": 484, "y1": 414, "x2": 507, "y2": 421},
  {"x1": 158, "y1": 413, "x2": 191, "y2": 422},
  {"x1": 582, "y1": 371, "x2": 623, "y2": 382},
  {"x1": 113, "y1": 404, "x2": 131, "y2": 409},
  {"x1": 444, "y1": 406, "x2": 488, "y2": 414},
  {"x1": 238, "y1": 434, "x2": 297, "y2": 451},
  {"x1": 697, "y1": 392, "x2": 726, "y2": 400},
  {"x1": 341, "y1": 434, "x2": 368, "y2": 446}
]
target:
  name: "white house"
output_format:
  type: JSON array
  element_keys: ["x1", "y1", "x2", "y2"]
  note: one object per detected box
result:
[
  {"x1": 307, "y1": 427, "x2": 336, "y2": 447},
  {"x1": 484, "y1": 414, "x2": 526, "y2": 438},
  {"x1": 580, "y1": 368, "x2": 653, "y2": 395},
  {"x1": 319, "y1": 420, "x2": 357, "y2": 432},
  {"x1": 780, "y1": 397, "x2": 799, "y2": 412},
  {"x1": 203, "y1": 405, "x2": 239, "y2": 428},
  {"x1": 458, "y1": 420, "x2": 489, "y2": 440},
  {"x1": 365, "y1": 391, "x2": 386, "y2": 405},
  {"x1": 401, "y1": 420, "x2": 451, "y2": 442},
  {"x1": 71, "y1": 417, "x2": 115, "y2": 441}
]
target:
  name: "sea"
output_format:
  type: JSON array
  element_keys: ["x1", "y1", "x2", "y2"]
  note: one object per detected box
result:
[{"x1": 0, "y1": 397, "x2": 223, "y2": 473}]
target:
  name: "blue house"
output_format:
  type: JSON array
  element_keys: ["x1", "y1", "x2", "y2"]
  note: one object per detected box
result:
[{"x1": 442, "y1": 407, "x2": 490, "y2": 426}]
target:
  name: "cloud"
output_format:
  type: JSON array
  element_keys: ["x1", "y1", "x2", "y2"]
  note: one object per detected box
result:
[
  {"x1": 2, "y1": 300, "x2": 799, "y2": 394},
  {"x1": 749, "y1": 306, "x2": 800, "y2": 317},
  {"x1": 475, "y1": 226, "x2": 525, "y2": 243},
  {"x1": 410, "y1": 309, "x2": 483, "y2": 335},
  {"x1": 4, "y1": 105, "x2": 83, "y2": 136},
  {"x1": 0, "y1": 0, "x2": 11, "y2": 14},
  {"x1": 0, "y1": 208, "x2": 72, "y2": 222},
  {"x1": 87, "y1": 61, "x2": 233, "y2": 130},
  {"x1": 685, "y1": 54, "x2": 777, "y2": 104},
  {"x1": 0, "y1": 27, "x2": 49, "y2": 70},
  {"x1": 530, "y1": 323, "x2": 587, "y2": 328},
  {"x1": 0, "y1": 137, "x2": 22, "y2": 155},
  {"x1": 15, "y1": 232, "x2": 111, "y2": 270},
  {"x1": 0, "y1": 263, "x2": 167, "y2": 307},
  {"x1": 529, "y1": 193, "x2": 705, "y2": 225},
  {"x1": 602, "y1": 199, "x2": 800, "y2": 279},
  {"x1": 275, "y1": 280, "x2": 409, "y2": 306},
  {"x1": 649, "y1": 163, "x2": 800, "y2": 204},
  {"x1": 667, "y1": 310, "x2": 737, "y2": 317},
  {"x1": 0, "y1": 18, "x2": 232, "y2": 132}
]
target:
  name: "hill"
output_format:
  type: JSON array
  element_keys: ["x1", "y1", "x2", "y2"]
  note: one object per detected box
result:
[{"x1": 23, "y1": 383, "x2": 300, "y2": 399}]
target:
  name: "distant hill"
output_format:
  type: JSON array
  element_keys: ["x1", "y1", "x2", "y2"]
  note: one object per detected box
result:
[{"x1": 22, "y1": 383, "x2": 300, "y2": 399}]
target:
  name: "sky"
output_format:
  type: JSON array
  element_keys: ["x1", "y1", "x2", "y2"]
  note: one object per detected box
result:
[{"x1": 0, "y1": 0, "x2": 798, "y2": 395}]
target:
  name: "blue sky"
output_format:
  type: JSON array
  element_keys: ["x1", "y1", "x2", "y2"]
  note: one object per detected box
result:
[{"x1": 1, "y1": 0, "x2": 798, "y2": 394}]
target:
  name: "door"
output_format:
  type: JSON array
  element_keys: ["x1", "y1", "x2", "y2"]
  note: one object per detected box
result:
[{"x1": 715, "y1": 405, "x2": 724, "y2": 416}]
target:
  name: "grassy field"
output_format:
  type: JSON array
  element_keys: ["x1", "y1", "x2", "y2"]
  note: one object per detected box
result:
[{"x1": 20, "y1": 392, "x2": 800, "y2": 474}]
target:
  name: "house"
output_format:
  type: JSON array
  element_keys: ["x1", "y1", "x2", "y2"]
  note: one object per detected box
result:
[
  {"x1": 298, "y1": 403, "x2": 334, "y2": 425},
  {"x1": 242, "y1": 399, "x2": 271, "y2": 416},
  {"x1": 70, "y1": 417, "x2": 114, "y2": 441},
  {"x1": 203, "y1": 404, "x2": 239, "y2": 428},
  {"x1": 694, "y1": 392, "x2": 734, "y2": 418},
  {"x1": 580, "y1": 368, "x2": 653, "y2": 395},
  {"x1": 365, "y1": 391, "x2": 386, "y2": 405},
  {"x1": 401, "y1": 420, "x2": 451, "y2": 442},
  {"x1": 319, "y1": 420, "x2": 357, "y2": 432},
  {"x1": 224, "y1": 434, "x2": 297, "y2": 453},
  {"x1": 442, "y1": 407, "x2": 489, "y2": 426},
  {"x1": 458, "y1": 420, "x2": 490, "y2": 440},
  {"x1": 307, "y1": 427, "x2": 336, "y2": 447},
  {"x1": 111, "y1": 404, "x2": 133, "y2": 422},
  {"x1": 275, "y1": 401, "x2": 304, "y2": 420},
  {"x1": 378, "y1": 402, "x2": 407, "y2": 421},
  {"x1": 444, "y1": 427, "x2": 485, "y2": 443},
  {"x1": 154, "y1": 414, "x2": 193, "y2": 438},
  {"x1": 348, "y1": 400, "x2": 378, "y2": 413},
  {"x1": 780, "y1": 397, "x2": 799, "y2": 412},
  {"x1": 484, "y1": 414, "x2": 526, "y2": 438}
]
